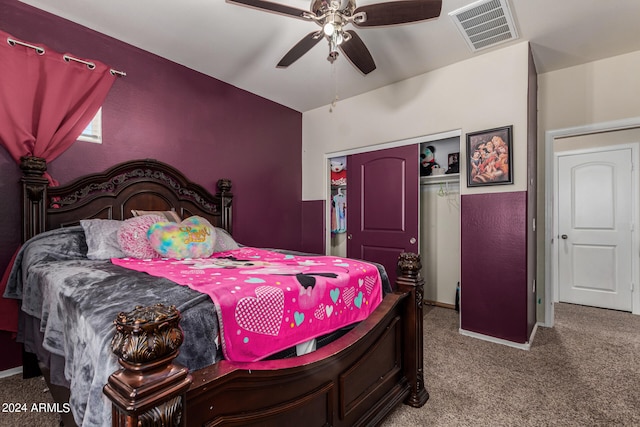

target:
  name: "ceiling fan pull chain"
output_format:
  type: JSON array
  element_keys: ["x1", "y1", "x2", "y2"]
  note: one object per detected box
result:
[{"x1": 329, "y1": 61, "x2": 339, "y2": 113}]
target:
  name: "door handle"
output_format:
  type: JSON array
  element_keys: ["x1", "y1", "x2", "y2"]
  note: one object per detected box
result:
[
  {"x1": 347, "y1": 234, "x2": 353, "y2": 240},
  {"x1": 561, "y1": 234, "x2": 568, "y2": 239},
  {"x1": 410, "y1": 237, "x2": 416, "y2": 244}
]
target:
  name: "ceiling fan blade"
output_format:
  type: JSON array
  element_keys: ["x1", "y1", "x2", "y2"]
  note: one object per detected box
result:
[
  {"x1": 277, "y1": 31, "x2": 323, "y2": 68},
  {"x1": 340, "y1": 30, "x2": 376, "y2": 75},
  {"x1": 227, "y1": 0, "x2": 311, "y2": 20},
  {"x1": 353, "y1": 0, "x2": 442, "y2": 27}
]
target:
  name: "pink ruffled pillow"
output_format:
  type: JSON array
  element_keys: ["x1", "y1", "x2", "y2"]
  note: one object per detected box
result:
[
  {"x1": 148, "y1": 216, "x2": 215, "y2": 259},
  {"x1": 117, "y1": 215, "x2": 165, "y2": 259}
]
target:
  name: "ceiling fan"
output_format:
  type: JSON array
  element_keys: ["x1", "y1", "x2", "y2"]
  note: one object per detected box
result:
[{"x1": 227, "y1": 0, "x2": 442, "y2": 75}]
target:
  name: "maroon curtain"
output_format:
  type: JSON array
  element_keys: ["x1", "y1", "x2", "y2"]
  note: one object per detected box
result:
[
  {"x1": 0, "y1": 29, "x2": 117, "y2": 334},
  {"x1": 0, "y1": 29, "x2": 116, "y2": 182}
]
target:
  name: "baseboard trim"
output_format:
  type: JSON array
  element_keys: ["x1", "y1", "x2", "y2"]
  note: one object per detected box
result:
[
  {"x1": 0, "y1": 366, "x2": 22, "y2": 379},
  {"x1": 425, "y1": 300, "x2": 456, "y2": 310},
  {"x1": 529, "y1": 322, "x2": 539, "y2": 346},
  {"x1": 459, "y1": 327, "x2": 536, "y2": 351}
]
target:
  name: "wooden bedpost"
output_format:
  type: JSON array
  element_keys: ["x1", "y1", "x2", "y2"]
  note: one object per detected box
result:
[
  {"x1": 216, "y1": 178, "x2": 232, "y2": 234},
  {"x1": 396, "y1": 252, "x2": 429, "y2": 407},
  {"x1": 20, "y1": 156, "x2": 48, "y2": 243},
  {"x1": 104, "y1": 304, "x2": 192, "y2": 427}
]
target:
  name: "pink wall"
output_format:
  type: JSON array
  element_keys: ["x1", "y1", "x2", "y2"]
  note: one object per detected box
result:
[{"x1": 0, "y1": 0, "x2": 304, "y2": 370}]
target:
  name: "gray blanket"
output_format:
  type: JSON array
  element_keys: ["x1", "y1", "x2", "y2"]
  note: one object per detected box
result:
[
  {"x1": 4, "y1": 227, "x2": 392, "y2": 427},
  {"x1": 4, "y1": 227, "x2": 221, "y2": 427}
]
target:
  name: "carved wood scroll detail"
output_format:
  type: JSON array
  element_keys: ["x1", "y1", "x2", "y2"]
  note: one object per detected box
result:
[
  {"x1": 51, "y1": 168, "x2": 219, "y2": 212},
  {"x1": 104, "y1": 304, "x2": 191, "y2": 427},
  {"x1": 396, "y1": 252, "x2": 429, "y2": 408},
  {"x1": 398, "y1": 252, "x2": 424, "y2": 307},
  {"x1": 20, "y1": 156, "x2": 48, "y2": 243},
  {"x1": 217, "y1": 178, "x2": 232, "y2": 194},
  {"x1": 20, "y1": 156, "x2": 47, "y2": 176},
  {"x1": 25, "y1": 184, "x2": 45, "y2": 203},
  {"x1": 111, "y1": 303, "x2": 184, "y2": 367},
  {"x1": 138, "y1": 396, "x2": 183, "y2": 427}
]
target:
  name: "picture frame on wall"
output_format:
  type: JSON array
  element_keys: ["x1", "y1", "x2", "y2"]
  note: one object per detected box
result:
[{"x1": 466, "y1": 125, "x2": 513, "y2": 187}]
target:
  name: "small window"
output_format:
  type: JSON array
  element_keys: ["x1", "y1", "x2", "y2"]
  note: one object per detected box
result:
[{"x1": 78, "y1": 108, "x2": 102, "y2": 144}]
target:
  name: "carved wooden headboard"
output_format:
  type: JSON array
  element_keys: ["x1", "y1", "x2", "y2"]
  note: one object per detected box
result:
[{"x1": 20, "y1": 156, "x2": 232, "y2": 243}]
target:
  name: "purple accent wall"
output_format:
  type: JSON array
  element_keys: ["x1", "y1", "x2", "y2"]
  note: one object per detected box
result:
[
  {"x1": 460, "y1": 191, "x2": 528, "y2": 343},
  {"x1": 0, "y1": 0, "x2": 303, "y2": 248},
  {"x1": 301, "y1": 200, "x2": 325, "y2": 255},
  {"x1": 0, "y1": 0, "x2": 304, "y2": 369}
]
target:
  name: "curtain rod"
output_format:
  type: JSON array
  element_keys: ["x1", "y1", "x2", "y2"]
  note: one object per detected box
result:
[{"x1": 7, "y1": 37, "x2": 127, "y2": 77}]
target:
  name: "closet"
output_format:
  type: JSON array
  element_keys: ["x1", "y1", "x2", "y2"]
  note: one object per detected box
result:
[
  {"x1": 328, "y1": 136, "x2": 460, "y2": 308},
  {"x1": 330, "y1": 156, "x2": 347, "y2": 258},
  {"x1": 419, "y1": 137, "x2": 461, "y2": 308}
]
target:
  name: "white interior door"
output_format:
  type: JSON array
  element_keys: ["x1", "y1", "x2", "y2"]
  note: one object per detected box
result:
[{"x1": 557, "y1": 147, "x2": 633, "y2": 311}]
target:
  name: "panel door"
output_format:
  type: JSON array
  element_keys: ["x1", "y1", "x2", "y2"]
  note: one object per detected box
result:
[
  {"x1": 347, "y1": 145, "x2": 419, "y2": 287},
  {"x1": 557, "y1": 148, "x2": 633, "y2": 311}
]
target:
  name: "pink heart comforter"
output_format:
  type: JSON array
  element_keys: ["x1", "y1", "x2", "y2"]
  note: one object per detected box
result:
[{"x1": 112, "y1": 247, "x2": 382, "y2": 362}]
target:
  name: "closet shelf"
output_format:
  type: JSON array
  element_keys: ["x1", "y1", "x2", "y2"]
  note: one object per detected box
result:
[{"x1": 420, "y1": 173, "x2": 460, "y2": 185}]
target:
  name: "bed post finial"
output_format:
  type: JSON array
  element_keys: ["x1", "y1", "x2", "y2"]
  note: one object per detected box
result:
[
  {"x1": 20, "y1": 156, "x2": 48, "y2": 243},
  {"x1": 396, "y1": 252, "x2": 429, "y2": 408},
  {"x1": 217, "y1": 178, "x2": 233, "y2": 233},
  {"x1": 217, "y1": 178, "x2": 231, "y2": 194},
  {"x1": 104, "y1": 303, "x2": 192, "y2": 427}
]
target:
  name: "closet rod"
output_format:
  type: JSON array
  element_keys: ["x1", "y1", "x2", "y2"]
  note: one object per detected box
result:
[
  {"x1": 7, "y1": 37, "x2": 127, "y2": 77},
  {"x1": 420, "y1": 179, "x2": 460, "y2": 186}
]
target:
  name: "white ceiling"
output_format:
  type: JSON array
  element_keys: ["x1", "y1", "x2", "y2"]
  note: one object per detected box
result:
[{"x1": 18, "y1": 0, "x2": 640, "y2": 112}]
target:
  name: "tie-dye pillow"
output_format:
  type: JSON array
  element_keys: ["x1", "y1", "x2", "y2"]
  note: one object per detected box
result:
[{"x1": 148, "y1": 216, "x2": 216, "y2": 259}]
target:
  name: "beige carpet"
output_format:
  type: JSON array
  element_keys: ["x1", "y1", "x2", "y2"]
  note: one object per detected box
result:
[
  {"x1": 0, "y1": 374, "x2": 58, "y2": 426},
  {"x1": 382, "y1": 303, "x2": 640, "y2": 426},
  {"x1": 1, "y1": 302, "x2": 639, "y2": 427}
]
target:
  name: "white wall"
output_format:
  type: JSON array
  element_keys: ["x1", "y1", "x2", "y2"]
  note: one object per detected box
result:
[
  {"x1": 538, "y1": 51, "x2": 640, "y2": 133},
  {"x1": 554, "y1": 128, "x2": 640, "y2": 153},
  {"x1": 302, "y1": 42, "x2": 640, "y2": 322},
  {"x1": 537, "y1": 50, "x2": 640, "y2": 322},
  {"x1": 302, "y1": 42, "x2": 532, "y2": 201}
]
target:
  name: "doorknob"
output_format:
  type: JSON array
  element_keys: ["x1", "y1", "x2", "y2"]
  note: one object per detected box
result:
[
  {"x1": 347, "y1": 234, "x2": 353, "y2": 240},
  {"x1": 410, "y1": 237, "x2": 416, "y2": 244},
  {"x1": 561, "y1": 234, "x2": 568, "y2": 239}
]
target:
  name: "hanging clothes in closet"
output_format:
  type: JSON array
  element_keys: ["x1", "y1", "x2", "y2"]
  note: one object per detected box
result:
[{"x1": 331, "y1": 188, "x2": 347, "y2": 234}]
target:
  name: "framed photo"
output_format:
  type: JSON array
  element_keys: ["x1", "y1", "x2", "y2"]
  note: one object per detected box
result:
[
  {"x1": 447, "y1": 152, "x2": 459, "y2": 174},
  {"x1": 466, "y1": 125, "x2": 513, "y2": 187}
]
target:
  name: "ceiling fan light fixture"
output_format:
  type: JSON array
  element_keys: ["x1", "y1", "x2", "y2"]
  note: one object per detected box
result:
[
  {"x1": 227, "y1": 0, "x2": 442, "y2": 73},
  {"x1": 327, "y1": 27, "x2": 345, "y2": 63},
  {"x1": 323, "y1": 22, "x2": 335, "y2": 36}
]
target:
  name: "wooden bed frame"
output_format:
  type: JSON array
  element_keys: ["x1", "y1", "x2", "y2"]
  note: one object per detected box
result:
[{"x1": 19, "y1": 156, "x2": 428, "y2": 427}]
